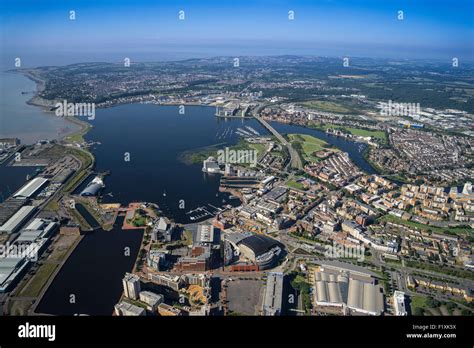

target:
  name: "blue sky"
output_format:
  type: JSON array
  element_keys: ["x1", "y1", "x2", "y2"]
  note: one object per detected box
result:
[{"x1": 0, "y1": 0, "x2": 473, "y2": 65}]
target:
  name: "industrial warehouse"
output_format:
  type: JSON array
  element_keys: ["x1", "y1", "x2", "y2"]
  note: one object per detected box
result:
[
  {"x1": 12, "y1": 177, "x2": 49, "y2": 200},
  {"x1": 0, "y1": 217, "x2": 58, "y2": 293},
  {"x1": 312, "y1": 262, "x2": 384, "y2": 316},
  {"x1": 262, "y1": 272, "x2": 284, "y2": 315}
]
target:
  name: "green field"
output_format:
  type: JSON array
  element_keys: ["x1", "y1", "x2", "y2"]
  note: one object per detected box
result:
[
  {"x1": 19, "y1": 263, "x2": 58, "y2": 298},
  {"x1": 410, "y1": 295, "x2": 428, "y2": 315},
  {"x1": 310, "y1": 123, "x2": 387, "y2": 144},
  {"x1": 290, "y1": 273, "x2": 312, "y2": 315},
  {"x1": 64, "y1": 118, "x2": 92, "y2": 144},
  {"x1": 380, "y1": 214, "x2": 473, "y2": 238},
  {"x1": 287, "y1": 179, "x2": 307, "y2": 191},
  {"x1": 247, "y1": 142, "x2": 266, "y2": 156},
  {"x1": 183, "y1": 230, "x2": 193, "y2": 246},
  {"x1": 178, "y1": 143, "x2": 226, "y2": 164},
  {"x1": 179, "y1": 140, "x2": 266, "y2": 166},
  {"x1": 342, "y1": 127, "x2": 387, "y2": 142},
  {"x1": 301, "y1": 100, "x2": 352, "y2": 114},
  {"x1": 288, "y1": 133, "x2": 337, "y2": 163}
]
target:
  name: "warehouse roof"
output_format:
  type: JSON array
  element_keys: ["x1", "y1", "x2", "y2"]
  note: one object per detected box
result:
[
  {"x1": 13, "y1": 177, "x2": 48, "y2": 199},
  {"x1": 0, "y1": 206, "x2": 36, "y2": 233},
  {"x1": 347, "y1": 279, "x2": 383, "y2": 315}
]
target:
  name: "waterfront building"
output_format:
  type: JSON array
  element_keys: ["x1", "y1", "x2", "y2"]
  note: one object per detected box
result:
[
  {"x1": 0, "y1": 257, "x2": 30, "y2": 293},
  {"x1": 202, "y1": 156, "x2": 220, "y2": 173},
  {"x1": 151, "y1": 217, "x2": 178, "y2": 242},
  {"x1": 146, "y1": 250, "x2": 167, "y2": 271},
  {"x1": 80, "y1": 177, "x2": 104, "y2": 197},
  {"x1": 114, "y1": 301, "x2": 146, "y2": 316},
  {"x1": 13, "y1": 177, "x2": 49, "y2": 200},
  {"x1": 122, "y1": 273, "x2": 141, "y2": 300},
  {"x1": 0, "y1": 206, "x2": 37, "y2": 234}
]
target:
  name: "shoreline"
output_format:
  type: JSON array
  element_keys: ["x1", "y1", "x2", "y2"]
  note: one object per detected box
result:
[
  {"x1": 12, "y1": 69, "x2": 87, "y2": 145},
  {"x1": 16, "y1": 68, "x2": 379, "y2": 177}
]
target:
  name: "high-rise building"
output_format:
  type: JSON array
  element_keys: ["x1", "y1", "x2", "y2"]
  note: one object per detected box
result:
[
  {"x1": 393, "y1": 291, "x2": 407, "y2": 316},
  {"x1": 122, "y1": 273, "x2": 141, "y2": 300}
]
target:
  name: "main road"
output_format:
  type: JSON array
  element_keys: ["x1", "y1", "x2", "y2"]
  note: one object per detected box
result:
[{"x1": 252, "y1": 109, "x2": 303, "y2": 170}]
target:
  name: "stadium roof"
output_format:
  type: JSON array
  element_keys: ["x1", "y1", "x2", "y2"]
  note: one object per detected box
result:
[{"x1": 239, "y1": 234, "x2": 279, "y2": 256}]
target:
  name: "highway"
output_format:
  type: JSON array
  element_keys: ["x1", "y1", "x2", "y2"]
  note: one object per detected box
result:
[{"x1": 253, "y1": 114, "x2": 303, "y2": 170}]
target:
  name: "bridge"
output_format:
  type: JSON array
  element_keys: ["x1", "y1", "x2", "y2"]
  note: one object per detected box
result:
[{"x1": 253, "y1": 114, "x2": 303, "y2": 170}]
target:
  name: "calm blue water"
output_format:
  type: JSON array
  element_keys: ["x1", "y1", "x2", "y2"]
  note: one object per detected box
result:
[
  {"x1": 35, "y1": 104, "x2": 377, "y2": 316},
  {"x1": 35, "y1": 216, "x2": 143, "y2": 316},
  {"x1": 83, "y1": 104, "x2": 375, "y2": 224},
  {"x1": 84, "y1": 104, "x2": 267, "y2": 223},
  {"x1": 0, "y1": 71, "x2": 79, "y2": 144},
  {"x1": 271, "y1": 122, "x2": 376, "y2": 174},
  {"x1": 0, "y1": 160, "x2": 40, "y2": 203}
]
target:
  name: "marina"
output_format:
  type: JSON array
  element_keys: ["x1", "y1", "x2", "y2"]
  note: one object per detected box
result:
[{"x1": 21, "y1": 104, "x2": 377, "y2": 315}]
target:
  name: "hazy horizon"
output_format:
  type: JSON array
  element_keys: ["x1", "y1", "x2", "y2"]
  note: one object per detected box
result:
[{"x1": 1, "y1": 0, "x2": 473, "y2": 67}]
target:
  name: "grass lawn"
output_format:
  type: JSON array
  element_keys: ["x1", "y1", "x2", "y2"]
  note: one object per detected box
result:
[
  {"x1": 132, "y1": 215, "x2": 147, "y2": 227},
  {"x1": 287, "y1": 179, "x2": 307, "y2": 191},
  {"x1": 179, "y1": 140, "x2": 265, "y2": 166},
  {"x1": 290, "y1": 274, "x2": 312, "y2": 315},
  {"x1": 183, "y1": 230, "x2": 193, "y2": 246},
  {"x1": 44, "y1": 199, "x2": 60, "y2": 212},
  {"x1": 8, "y1": 300, "x2": 34, "y2": 315},
  {"x1": 410, "y1": 295, "x2": 427, "y2": 311},
  {"x1": 380, "y1": 214, "x2": 473, "y2": 237},
  {"x1": 301, "y1": 100, "x2": 352, "y2": 114},
  {"x1": 248, "y1": 142, "x2": 266, "y2": 156},
  {"x1": 19, "y1": 263, "x2": 58, "y2": 298},
  {"x1": 288, "y1": 133, "x2": 336, "y2": 163},
  {"x1": 342, "y1": 127, "x2": 387, "y2": 142},
  {"x1": 310, "y1": 123, "x2": 387, "y2": 144}
]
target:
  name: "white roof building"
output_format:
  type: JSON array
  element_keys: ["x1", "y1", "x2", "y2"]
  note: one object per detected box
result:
[
  {"x1": 0, "y1": 206, "x2": 36, "y2": 234},
  {"x1": 13, "y1": 177, "x2": 48, "y2": 199},
  {"x1": 393, "y1": 291, "x2": 407, "y2": 316}
]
